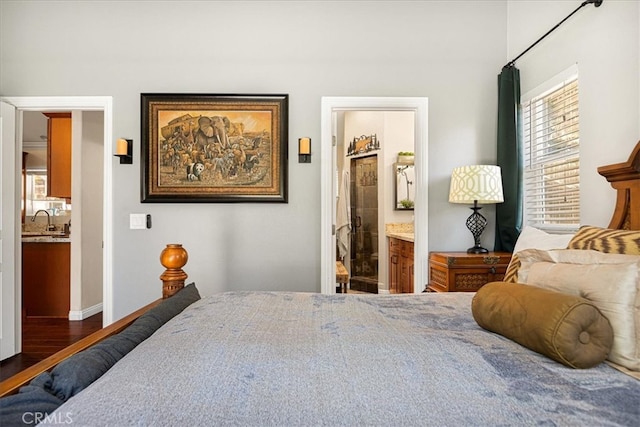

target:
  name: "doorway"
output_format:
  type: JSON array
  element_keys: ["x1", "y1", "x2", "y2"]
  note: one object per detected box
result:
[
  {"x1": 21, "y1": 111, "x2": 105, "y2": 321},
  {"x1": 0, "y1": 96, "x2": 114, "y2": 361},
  {"x1": 320, "y1": 97, "x2": 429, "y2": 295}
]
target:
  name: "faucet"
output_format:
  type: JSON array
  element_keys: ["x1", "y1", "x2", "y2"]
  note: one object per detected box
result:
[{"x1": 32, "y1": 210, "x2": 56, "y2": 231}]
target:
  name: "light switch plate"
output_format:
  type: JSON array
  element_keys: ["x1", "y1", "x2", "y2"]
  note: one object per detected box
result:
[{"x1": 129, "y1": 214, "x2": 147, "y2": 230}]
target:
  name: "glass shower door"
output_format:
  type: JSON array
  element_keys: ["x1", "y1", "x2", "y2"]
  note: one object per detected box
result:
[{"x1": 349, "y1": 155, "x2": 378, "y2": 293}]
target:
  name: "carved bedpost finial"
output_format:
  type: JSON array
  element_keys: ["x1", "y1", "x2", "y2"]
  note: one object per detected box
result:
[{"x1": 160, "y1": 244, "x2": 188, "y2": 299}]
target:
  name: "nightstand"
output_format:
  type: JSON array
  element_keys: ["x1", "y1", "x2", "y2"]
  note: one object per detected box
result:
[{"x1": 427, "y1": 252, "x2": 512, "y2": 292}]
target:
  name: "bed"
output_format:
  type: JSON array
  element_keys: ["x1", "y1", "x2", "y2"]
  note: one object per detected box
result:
[{"x1": 1, "y1": 142, "x2": 639, "y2": 426}]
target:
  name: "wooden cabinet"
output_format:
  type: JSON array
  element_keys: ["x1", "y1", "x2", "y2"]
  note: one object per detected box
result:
[
  {"x1": 45, "y1": 113, "x2": 72, "y2": 200},
  {"x1": 400, "y1": 239, "x2": 414, "y2": 293},
  {"x1": 389, "y1": 238, "x2": 400, "y2": 293},
  {"x1": 22, "y1": 242, "x2": 70, "y2": 318},
  {"x1": 428, "y1": 252, "x2": 511, "y2": 292},
  {"x1": 388, "y1": 237, "x2": 414, "y2": 293}
]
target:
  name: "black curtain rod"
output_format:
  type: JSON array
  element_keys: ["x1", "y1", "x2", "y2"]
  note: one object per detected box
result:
[{"x1": 504, "y1": 0, "x2": 603, "y2": 68}]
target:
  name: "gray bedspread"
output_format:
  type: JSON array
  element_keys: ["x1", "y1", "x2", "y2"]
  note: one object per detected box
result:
[{"x1": 44, "y1": 292, "x2": 639, "y2": 426}]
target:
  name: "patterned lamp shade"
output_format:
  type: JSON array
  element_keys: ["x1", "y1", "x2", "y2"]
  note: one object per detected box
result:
[{"x1": 449, "y1": 165, "x2": 504, "y2": 204}]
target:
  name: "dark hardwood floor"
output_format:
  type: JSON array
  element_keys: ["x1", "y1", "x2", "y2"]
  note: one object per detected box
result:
[{"x1": 0, "y1": 313, "x2": 103, "y2": 382}]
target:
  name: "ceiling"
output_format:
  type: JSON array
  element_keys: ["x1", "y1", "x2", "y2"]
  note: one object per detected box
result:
[{"x1": 22, "y1": 111, "x2": 49, "y2": 147}]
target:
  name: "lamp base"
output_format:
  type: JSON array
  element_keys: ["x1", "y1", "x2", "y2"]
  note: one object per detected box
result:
[
  {"x1": 465, "y1": 201, "x2": 488, "y2": 255},
  {"x1": 467, "y1": 245, "x2": 489, "y2": 254}
]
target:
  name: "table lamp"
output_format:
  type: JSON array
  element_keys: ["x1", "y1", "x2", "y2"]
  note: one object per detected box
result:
[{"x1": 448, "y1": 165, "x2": 504, "y2": 254}]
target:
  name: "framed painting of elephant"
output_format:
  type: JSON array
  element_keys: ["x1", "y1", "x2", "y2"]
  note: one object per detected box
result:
[{"x1": 141, "y1": 93, "x2": 288, "y2": 203}]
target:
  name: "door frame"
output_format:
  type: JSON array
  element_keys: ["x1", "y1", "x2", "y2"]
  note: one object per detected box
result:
[
  {"x1": 1, "y1": 101, "x2": 18, "y2": 359},
  {"x1": 1, "y1": 97, "x2": 114, "y2": 338},
  {"x1": 320, "y1": 97, "x2": 429, "y2": 295}
]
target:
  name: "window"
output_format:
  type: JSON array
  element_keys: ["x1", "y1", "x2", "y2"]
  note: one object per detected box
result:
[
  {"x1": 522, "y1": 69, "x2": 580, "y2": 232},
  {"x1": 24, "y1": 171, "x2": 69, "y2": 216}
]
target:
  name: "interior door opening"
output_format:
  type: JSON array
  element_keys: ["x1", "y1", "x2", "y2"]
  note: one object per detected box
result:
[
  {"x1": 0, "y1": 96, "x2": 114, "y2": 361},
  {"x1": 320, "y1": 97, "x2": 429, "y2": 295}
]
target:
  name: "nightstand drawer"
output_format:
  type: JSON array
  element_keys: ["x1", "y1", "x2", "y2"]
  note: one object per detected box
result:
[{"x1": 428, "y1": 252, "x2": 512, "y2": 292}]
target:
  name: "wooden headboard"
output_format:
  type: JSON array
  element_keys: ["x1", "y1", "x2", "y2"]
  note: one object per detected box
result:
[{"x1": 597, "y1": 140, "x2": 640, "y2": 230}]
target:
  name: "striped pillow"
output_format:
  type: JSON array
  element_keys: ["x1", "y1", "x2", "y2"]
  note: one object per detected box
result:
[
  {"x1": 503, "y1": 254, "x2": 520, "y2": 283},
  {"x1": 568, "y1": 226, "x2": 640, "y2": 255}
]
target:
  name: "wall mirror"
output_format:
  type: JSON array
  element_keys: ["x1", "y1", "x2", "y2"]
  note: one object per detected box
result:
[{"x1": 395, "y1": 163, "x2": 415, "y2": 210}]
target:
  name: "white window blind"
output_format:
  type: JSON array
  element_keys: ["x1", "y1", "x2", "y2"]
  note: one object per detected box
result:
[{"x1": 522, "y1": 76, "x2": 580, "y2": 231}]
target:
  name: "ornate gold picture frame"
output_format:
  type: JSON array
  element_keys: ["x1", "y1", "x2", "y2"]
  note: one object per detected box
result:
[{"x1": 141, "y1": 93, "x2": 288, "y2": 203}]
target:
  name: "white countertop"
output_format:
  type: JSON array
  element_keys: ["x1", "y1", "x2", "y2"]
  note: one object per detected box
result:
[
  {"x1": 386, "y1": 232, "x2": 414, "y2": 242},
  {"x1": 22, "y1": 232, "x2": 71, "y2": 243}
]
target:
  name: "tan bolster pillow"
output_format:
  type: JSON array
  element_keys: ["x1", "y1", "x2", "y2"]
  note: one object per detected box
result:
[{"x1": 472, "y1": 282, "x2": 613, "y2": 369}]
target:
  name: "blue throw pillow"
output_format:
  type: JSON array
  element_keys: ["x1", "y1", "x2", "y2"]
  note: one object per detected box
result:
[
  {"x1": 47, "y1": 283, "x2": 201, "y2": 401},
  {"x1": 0, "y1": 373, "x2": 63, "y2": 426},
  {"x1": 0, "y1": 283, "x2": 202, "y2": 421}
]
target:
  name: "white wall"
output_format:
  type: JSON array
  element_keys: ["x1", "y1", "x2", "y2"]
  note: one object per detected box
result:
[
  {"x1": 80, "y1": 112, "x2": 104, "y2": 309},
  {"x1": 507, "y1": 0, "x2": 640, "y2": 228},
  {"x1": 23, "y1": 148, "x2": 46, "y2": 170},
  {"x1": 384, "y1": 111, "x2": 415, "y2": 219},
  {"x1": 1, "y1": 1, "x2": 506, "y2": 318}
]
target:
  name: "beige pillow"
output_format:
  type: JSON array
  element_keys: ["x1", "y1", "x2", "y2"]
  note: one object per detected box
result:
[
  {"x1": 503, "y1": 227, "x2": 574, "y2": 283},
  {"x1": 516, "y1": 249, "x2": 640, "y2": 371},
  {"x1": 513, "y1": 226, "x2": 574, "y2": 254}
]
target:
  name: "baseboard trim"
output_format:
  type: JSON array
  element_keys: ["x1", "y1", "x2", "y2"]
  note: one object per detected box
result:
[{"x1": 69, "y1": 303, "x2": 103, "y2": 321}]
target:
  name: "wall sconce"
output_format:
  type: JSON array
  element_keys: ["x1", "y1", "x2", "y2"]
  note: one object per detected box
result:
[
  {"x1": 114, "y1": 138, "x2": 133, "y2": 164},
  {"x1": 298, "y1": 137, "x2": 311, "y2": 163}
]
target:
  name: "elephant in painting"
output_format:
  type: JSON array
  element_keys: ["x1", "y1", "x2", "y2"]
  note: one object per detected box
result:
[
  {"x1": 211, "y1": 116, "x2": 231, "y2": 149},
  {"x1": 195, "y1": 115, "x2": 231, "y2": 150}
]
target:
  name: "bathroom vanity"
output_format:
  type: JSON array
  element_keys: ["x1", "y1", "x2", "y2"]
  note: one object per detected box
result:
[{"x1": 386, "y1": 223, "x2": 414, "y2": 293}]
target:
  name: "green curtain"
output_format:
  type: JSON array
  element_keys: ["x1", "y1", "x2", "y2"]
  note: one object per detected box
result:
[{"x1": 495, "y1": 65, "x2": 523, "y2": 252}]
